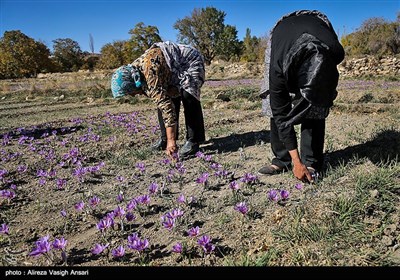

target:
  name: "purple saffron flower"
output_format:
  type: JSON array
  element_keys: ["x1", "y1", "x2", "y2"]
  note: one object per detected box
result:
[
  {"x1": 197, "y1": 235, "x2": 212, "y2": 247},
  {"x1": 161, "y1": 216, "x2": 175, "y2": 230},
  {"x1": 52, "y1": 237, "x2": 67, "y2": 250},
  {"x1": 177, "y1": 194, "x2": 186, "y2": 204},
  {"x1": 240, "y1": 173, "x2": 258, "y2": 184},
  {"x1": 125, "y1": 212, "x2": 136, "y2": 222},
  {"x1": 195, "y1": 151, "x2": 204, "y2": 158},
  {"x1": 56, "y1": 178, "x2": 67, "y2": 190},
  {"x1": 280, "y1": 189, "x2": 290, "y2": 200},
  {"x1": 126, "y1": 199, "x2": 137, "y2": 211},
  {"x1": 187, "y1": 226, "x2": 200, "y2": 237},
  {"x1": 113, "y1": 205, "x2": 125, "y2": 218},
  {"x1": 60, "y1": 209, "x2": 67, "y2": 218},
  {"x1": 267, "y1": 189, "x2": 279, "y2": 202},
  {"x1": 148, "y1": 182, "x2": 159, "y2": 195},
  {"x1": 0, "y1": 223, "x2": 9, "y2": 235},
  {"x1": 96, "y1": 217, "x2": 113, "y2": 232},
  {"x1": 203, "y1": 242, "x2": 216, "y2": 254},
  {"x1": 29, "y1": 235, "x2": 51, "y2": 257},
  {"x1": 17, "y1": 165, "x2": 27, "y2": 173},
  {"x1": 166, "y1": 208, "x2": 184, "y2": 219},
  {"x1": 127, "y1": 237, "x2": 149, "y2": 251},
  {"x1": 74, "y1": 201, "x2": 85, "y2": 212},
  {"x1": 111, "y1": 245, "x2": 125, "y2": 258},
  {"x1": 137, "y1": 194, "x2": 150, "y2": 205},
  {"x1": 196, "y1": 173, "x2": 209, "y2": 185},
  {"x1": 172, "y1": 243, "x2": 183, "y2": 254},
  {"x1": 204, "y1": 154, "x2": 213, "y2": 161},
  {"x1": 229, "y1": 181, "x2": 240, "y2": 191},
  {"x1": 89, "y1": 196, "x2": 100, "y2": 208},
  {"x1": 0, "y1": 189, "x2": 15, "y2": 200},
  {"x1": 295, "y1": 183, "x2": 303, "y2": 190},
  {"x1": 197, "y1": 235, "x2": 215, "y2": 254},
  {"x1": 115, "y1": 175, "x2": 125, "y2": 183},
  {"x1": 38, "y1": 178, "x2": 46, "y2": 186},
  {"x1": 91, "y1": 243, "x2": 109, "y2": 255},
  {"x1": 135, "y1": 162, "x2": 146, "y2": 173},
  {"x1": 234, "y1": 202, "x2": 248, "y2": 215}
]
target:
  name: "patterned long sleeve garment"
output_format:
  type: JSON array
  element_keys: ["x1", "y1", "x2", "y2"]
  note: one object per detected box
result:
[
  {"x1": 131, "y1": 47, "x2": 179, "y2": 128},
  {"x1": 131, "y1": 41, "x2": 205, "y2": 128}
]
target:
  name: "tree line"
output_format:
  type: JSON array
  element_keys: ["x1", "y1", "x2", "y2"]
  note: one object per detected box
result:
[{"x1": 0, "y1": 7, "x2": 399, "y2": 79}]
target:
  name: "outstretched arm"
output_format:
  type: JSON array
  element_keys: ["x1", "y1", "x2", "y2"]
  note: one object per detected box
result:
[{"x1": 289, "y1": 149, "x2": 313, "y2": 182}]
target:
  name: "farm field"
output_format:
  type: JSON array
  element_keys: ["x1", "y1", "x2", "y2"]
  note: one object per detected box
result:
[{"x1": 0, "y1": 72, "x2": 399, "y2": 267}]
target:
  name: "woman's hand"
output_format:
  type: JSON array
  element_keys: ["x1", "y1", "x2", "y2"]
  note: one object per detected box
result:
[
  {"x1": 292, "y1": 162, "x2": 313, "y2": 183},
  {"x1": 165, "y1": 141, "x2": 178, "y2": 160},
  {"x1": 165, "y1": 125, "x2": 178, "y2": 160},
  {"x1": 289, "y1": 148, "x2": 313, "y2": 183}
]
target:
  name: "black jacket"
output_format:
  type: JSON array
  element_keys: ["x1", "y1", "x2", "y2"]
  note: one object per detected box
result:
[{"x1": 269, "y1": 12, "x2": 345, "y2": 150}]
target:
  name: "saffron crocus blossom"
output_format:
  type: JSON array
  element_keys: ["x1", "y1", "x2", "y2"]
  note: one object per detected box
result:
[
  {"x1": 195, "y1": 151, "x2": 204, "y2": 159},
  {"x1": 91, "y1": 243, "x2": 109, "y2": 255},
  {"x1": 295, "y1": 183, "x2": 303, "y2": 190},
  {"x1": 89, "y1": 196, "x2": 100, "y2": 208},
  {"x1": 166, "y1": 208, "x2": 184, "y2": 220},
  {"x1": 197, "y1": 235, "x2": 215, "y2": 253},
  {"x1": 0, "y1": 223, "x2": 9, "y2": 235},
  {"x1": 172, "y1": 243, "x2": 183, "y2": 254},
  {"x1": 161, "y1": 216, "x2": 175, "y2": 230},
  {"x1": 229, "y1": 181, "x2": 240, "y2": 191},
  {"x1": 116, "y1": 193, "x2": 124, "y2": 203},
  {"x1": 74, "y1": 201, "x2": 85, "y2": 212},
  {"x1": 234, "y1": 202, "x2": 248, "y2": 215},
  {"x1": 137, "y1": 194, "x2": 150, "y2": 205},
  {"x1": 60, "y1": 209, "x2": 67, "y2": 218},
  {"x1": 56, "y1": 178, "x2": 67, "y2": 190},
  {"x1": 115, "y1": 176, "x2": 125, "y2": 183},
  {"x1": 177, "y1": 194, "x2": 186, "y2": 204},
  {"x1": 127, "y1": 233, "x2": 149, "y2": 251},
  {"x1": 280, "y1": 189, "x2": 290, "y2": 200},
  {"x1": 52, "y1": 237, "x2": 67, "y2": 250},
  {"x1": 196, "y1": 173, "x2": 209, "y2": 185},
  {"x1": 135, "y1": 162, "x2": 146, "y2": 173},
  {"x1": 126, "y1": 199, "x2": 137, "y2": 211},
  {"x1": 187, "y1": 226, "x2": 200, "y2": 237},
  {"x1": 125, "y1": 212, "x2": 136, "y2": 222},
  {"x1": 111, "y1": 245, "x2": 125, "y2": 258},
  {"x1": 29, "y1": 235, "x2": 51, "y2": 257},
  {"x1": 267, "y1": 189, "x2": 279, "y2": 202},
  {"x1": 96, "y1": 216, "x2": 113, "y2": 232},
  {"x1": 113, "y1": 205, "x2": 125, "y2": 218},
  {"x1": 148, "y1": 182, "x2": 159, "y2": 195},
  {"x1": 240, "y1": 173, "x2": 258, "y2": 184},
  {"x1": 0, "y1": 189, "x2": 15, "y2": 200}
]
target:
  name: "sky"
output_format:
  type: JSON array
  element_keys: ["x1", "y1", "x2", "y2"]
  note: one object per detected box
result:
[{"x1": 1, "y1": 0, "x2": 399, "y2": 53}]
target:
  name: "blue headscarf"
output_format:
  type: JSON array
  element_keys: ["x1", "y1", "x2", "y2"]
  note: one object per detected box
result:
[{"x1": 110, "y1": 65, "x2": 142, "y2": 98}]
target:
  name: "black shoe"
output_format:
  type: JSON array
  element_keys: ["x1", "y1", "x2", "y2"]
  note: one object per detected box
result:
[
  {"x1": 179, "y1": 141, "x2": 199, "y2": 159},
  {"x1": 258, "y1": 165, "x2": 287, "y2": 176},
  {"x1": 151, "y1": 139, "x2": 167, "y2": 151}
]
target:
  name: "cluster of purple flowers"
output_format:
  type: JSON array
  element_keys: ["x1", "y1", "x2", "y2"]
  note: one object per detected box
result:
[
  {"x1": 267, "y1": 189, "x2": 290, "y2": 202},
  {"x1": 161, "y1": 208, "x2": 184, "y2": 230},
  {"x1": 29, "y1": 235, "x2": 67, "y2": 258}
]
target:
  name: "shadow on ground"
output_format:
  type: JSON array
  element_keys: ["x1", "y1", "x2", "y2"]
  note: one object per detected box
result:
[
  {"x1": 325, "y1": 129, "x2": 400, "y2": 171},
  {"x1": 202, "y1": 129, "x2": 270, "y2": 154}
]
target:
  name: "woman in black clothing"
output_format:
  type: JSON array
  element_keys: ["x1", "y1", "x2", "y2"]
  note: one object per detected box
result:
[{"x1": 258, "y1": 10, "x2": 345, "y2": 182}]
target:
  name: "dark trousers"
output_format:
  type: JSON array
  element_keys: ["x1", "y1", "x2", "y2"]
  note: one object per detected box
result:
[
  {"x1": 157, "y1": 90, "x2": 205, "y2": 144},
  {"x1": 270, "y1": 118, "x2": 325, "y2": 171}
]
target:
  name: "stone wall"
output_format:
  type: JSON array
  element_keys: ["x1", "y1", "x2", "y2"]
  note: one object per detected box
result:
[
  {"x1": 338, "y1": 56, "x2": 400, "y2": 78},
  {"x1": 207, "y1": 55, "x2": 400, "y2": 80}
]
